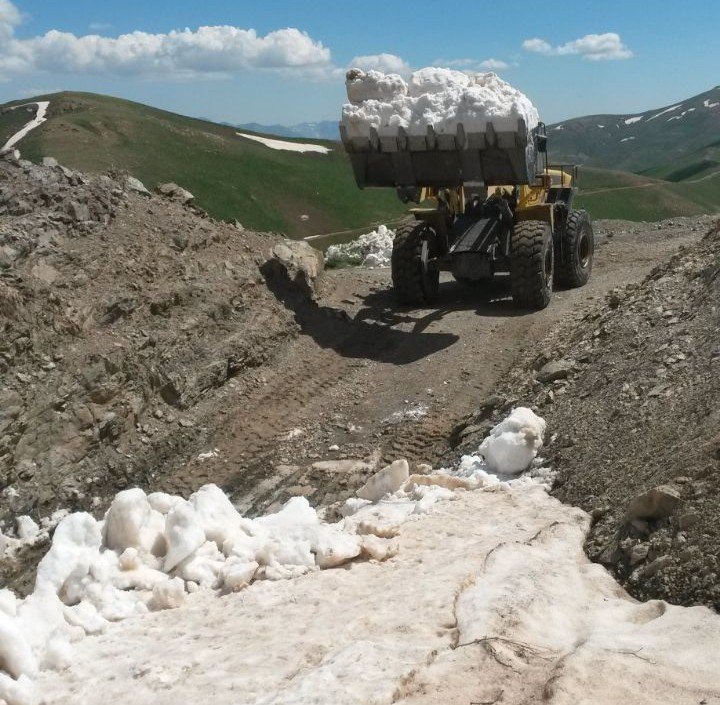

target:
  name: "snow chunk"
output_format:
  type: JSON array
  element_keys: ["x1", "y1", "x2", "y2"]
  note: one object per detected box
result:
[
  {"x1": 620, "y1": 136, "x2": 635, "y2": 142},
  {"x1": 15, "y1": 517, "x2": 39, "y2": 541},
  {"x1": 150, "y1": 577, "x2": 186, "y2": 611},
  {"x1": 103, "y1": 488, "x2": 165, "y2": 556},
  {"x1": 478, "y1": 407, "x2": 546, "y2": 475},
  {"x1": 34, "y1": 513, "x2": 102, "y2": 594},
  {"x1": 624, "y1": 115, "x2": 642, "y2": 125},
  {"x1": 325, "y1": 225, "x2": 395, "y2": 268},
  {"x1": 163, "y1": 502, "x2": 205, "y2": 572},
  {"x1": 356, "y1": 460, "x2": 410, "y2": 502},
  {"x1": 346, "y1": 68, "x2": 408, "y2": 103}
]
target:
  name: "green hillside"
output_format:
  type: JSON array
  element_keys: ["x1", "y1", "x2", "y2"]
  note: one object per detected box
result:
[
  {"x1": 575, "y1": 167, "x2": 719, "y2": 221},
  {"x1": 0, "y1": 92, "x2": 404, "y2": 238}
]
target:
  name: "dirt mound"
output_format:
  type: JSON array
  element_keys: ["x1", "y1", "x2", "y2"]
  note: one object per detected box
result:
[
  {"x1": 456, "y1": 217, "x2": 720, "y2": 608},
  {"x1": 0, "y1": 154, "x2": 312, "y2": 591}
]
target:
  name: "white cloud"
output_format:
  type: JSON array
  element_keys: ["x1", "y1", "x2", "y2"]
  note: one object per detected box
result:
[
  {"x1": 0, "y1": 1, "x2": 333, "y2": 78},
  {"x1": 522, "y1": 32, "x2": 633, "y2": 61},
  {"x1": 432, "y1": 57, "x2": 510, "y2": 71},
  {"x1": 348, "y1": 53, "x2": 411, "y2": 76}
]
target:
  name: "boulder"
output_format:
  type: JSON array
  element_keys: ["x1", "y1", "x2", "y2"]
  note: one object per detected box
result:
[
  {"x1": 356, "y1": 459, "x2": 409, "y2": 502},
  {"x1": 125, "y1": 175, "x2": 150, "y2": 196},
  {"x1": 536, "y1": 359, "x2": 575, "y2": 383},
  {"x1": 42, "y1": 157, "x2": 58, "y2": 168},
  {"x1": 269, "y1": 240, "x2": 324, "y2": 294},
  {"x1": 156, "y1": 182, "x2": 194, "y2": 204},
  {"x1": 626, "y1": 484, "x2": 681, "y2": 521}
]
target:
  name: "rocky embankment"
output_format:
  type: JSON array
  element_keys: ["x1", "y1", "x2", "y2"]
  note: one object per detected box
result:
[
  {"x1": 0, "y1": 154, "x2": 322, "y2": 592},
  {"x1": 456, "y1": 217, "x2": 720, "y2": 609}
]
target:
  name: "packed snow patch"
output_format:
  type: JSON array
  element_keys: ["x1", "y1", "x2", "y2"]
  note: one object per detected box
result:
[
  {"x1": 0, "y1": 408, "x2": 548, "y2": 704},
  {"x1": 704, "y1": 99, "x2": 719, "y2": 109},
  {"x1": 341, "y1": 67, "x2": 539, "y2": 139},
  {"x1": 235, "y1": 132, "x2": 330, "y2": 154},
  {"x1": 324, "y1": 224, "x2": 395, "y2": 268},
  {"x1": 624, "y1": 115, "x2": 643, "y2": 125},
  {"x1": 620, "y1": 136, "x2": 636, "y2": 142}
]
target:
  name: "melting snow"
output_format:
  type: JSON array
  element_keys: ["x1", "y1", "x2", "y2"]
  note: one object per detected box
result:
[
  {"x1": 704, "y1": 99, "x2": 719, "y2": 109},
  {"x1": 668, "y1": 108, "x2": 696, "y2": 121},
  {"x1": 1, "y1": 101, "x2": 50, "y2": 151},
  {"x1": 235, "y1": 132, "x2": 330, "y2": 154},
  {"x1": 3, "y1": 407, "x2": 720, "y2": 704},
  {"x1": 620, "y1": 136, "x2": 636, "y2": 143},
  {"x1": 325, "y1": 224, "x2": 395, "y2": 268},
  {"x1": 597, "y1": 124, "x2": 605, "y2": 128},
  {"x1": 624, "y1": 115, "x2": 643, "y2": 125},
  {"x1": 341, "y1": 67, "x2": 539, "y2": 139},
  {"x1": 646, "y1": 104, "x2": 682, "y2": 121},
  {"x1": 382, "y1": 402, "x2": 429, "y2": 425}
]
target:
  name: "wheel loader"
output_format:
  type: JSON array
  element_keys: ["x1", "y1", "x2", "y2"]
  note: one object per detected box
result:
[{"x1": 339, "y1": 118, "x2": 594, "y2": 309}]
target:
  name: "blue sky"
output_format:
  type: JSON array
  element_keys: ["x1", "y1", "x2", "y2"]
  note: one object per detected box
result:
[{"x1": 1, "y1": 0, "x2": 718, "y2": 125}]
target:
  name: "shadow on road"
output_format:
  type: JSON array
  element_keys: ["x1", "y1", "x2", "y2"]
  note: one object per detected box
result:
[
  {"x1": 261, "y1": 262, "x2": 459, "y2": 365},
  {"x1": 354, "y1": 275, "x2": 527, "y2": 333}
]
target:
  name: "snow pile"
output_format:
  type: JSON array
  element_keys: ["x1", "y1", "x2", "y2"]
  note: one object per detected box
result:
[
  {"x1": 0, "y1": 407, "x2": 548, "y2": 704},
  {"x1": 341, "y1": 67, "x2": 539, "y2": 139},
  {"x1": 324, "y1": 224, "x2": 395, "y2": 268},
  {"x1": 235, "y1": 132, "x2": 330, "y2": 154}
]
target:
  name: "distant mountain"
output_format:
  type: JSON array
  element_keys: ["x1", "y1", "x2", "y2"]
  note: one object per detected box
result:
[
  {"x1": 547, "y1": 86, "x2": 720, "y2": 180},
  {"x1": 235, "y1": 120, "x2": 340, "y2": 141}
]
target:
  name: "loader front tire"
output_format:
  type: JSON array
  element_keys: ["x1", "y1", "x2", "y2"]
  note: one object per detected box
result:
[
  {"x1": 510, "y1": 220, "x2": 553, "y2": 310},
  {"x1": 555, "y1": 209, "x2": 594, "y2": 289},
  {"x1": 391, "y1": 220, "x2": 439, "y2": 305}
]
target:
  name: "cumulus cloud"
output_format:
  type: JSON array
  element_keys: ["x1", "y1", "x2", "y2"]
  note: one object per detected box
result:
[
  {"x1": 0, "y1": 0, "x2": 332, "y2": 78},
  {"x1": 522, "y1": 33, "x2": 633, "y2": 61},
  {"x1": 348, "y1": 53, "x2": 411, "y2": 76},
  {"x1": 433, "y1": 57, "x2": 510, "y2": 71}
]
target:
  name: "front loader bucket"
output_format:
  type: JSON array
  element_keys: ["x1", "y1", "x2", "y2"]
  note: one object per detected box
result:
[{"x1": 340, "y1": 119, "x2": 540, "y2": 188}]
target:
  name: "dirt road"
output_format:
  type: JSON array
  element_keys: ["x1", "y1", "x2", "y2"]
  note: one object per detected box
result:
[{"x1": 164, "y1": 219, "x2": 703, "y2": 516}]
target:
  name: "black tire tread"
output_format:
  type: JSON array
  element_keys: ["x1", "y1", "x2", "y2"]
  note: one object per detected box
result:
[
  {"x1": 391, "y1": 220, "x2": 433, "y2": 305},
  {"x1": 555, "y1": 209, "x2": 594, "y2": 288},
  {"x1": 510, "y1": 220, "x2": 553, "y2": 310}
]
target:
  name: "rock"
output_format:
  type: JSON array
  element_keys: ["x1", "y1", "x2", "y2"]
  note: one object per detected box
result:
[
  {"x1": 42, "y1": 157, "x2": 58, "y2": 168},
  {"x1": 678, "y1": 512, "x2": 700, "y2": 530},
  {"x1": 30, "y1": 262, "x2": 59, "y2": 285},
  {"x1": 269, "y1": 240, "x2": 324, "y2": 294},
  {"x1": 642, "y1": 555, "x2": 672, "y2": 578},
  {"x1": 629, "y1": 543, "x2": 649, "y2": 566},
  {"x1": 356, "y1": 459, "x2": 409, "y2": 502},
  {"x1": 626, "y1": 484, "x2": 681, "y2": 521},
  {"x1": 156, "y1": 182, "x2": 194, "y2": 204},
  {"x1": 125, "y1": 176, "x2": 150, "y2": 196},
  {"x1": 68, "y1": 201, "x2": 91, "y2": 221},
  {"x1": 536, "y1": 359, "x2": 575, "y2": 383}
]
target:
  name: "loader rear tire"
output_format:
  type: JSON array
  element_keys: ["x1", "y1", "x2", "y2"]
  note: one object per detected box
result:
[
  {"x1": 391, "y1": 220, "x2": 439, "y2": 305},
  {"x1": 510, "y1": 220, "x2": 553, "y2": 310},
  {"x1": 555, "y1": 209, "x2": 594, "y2": 288}
]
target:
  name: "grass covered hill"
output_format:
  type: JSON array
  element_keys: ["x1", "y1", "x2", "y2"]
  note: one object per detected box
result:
[{"x1": 0, "y1": 92, "x2": 404, "y2": 238}]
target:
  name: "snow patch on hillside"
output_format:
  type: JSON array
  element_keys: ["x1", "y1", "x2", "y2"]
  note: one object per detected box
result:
[
  {"x1": 1, "y1": 101, "x2": 50, "y2": 151},
  {"x1": 624, "y1": 115, "x2": 642, "y2": 125},
  {"x1": 235, "y1": 132, "x2": 330, "y2": 154},
  {"x1": 646, "y1": 104, "x2": 682, "y2": 121}
]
